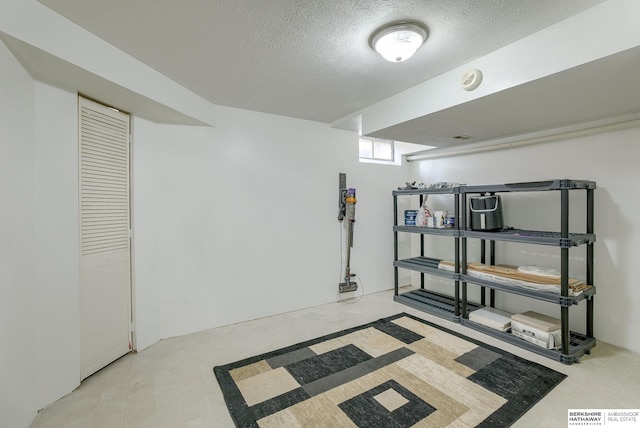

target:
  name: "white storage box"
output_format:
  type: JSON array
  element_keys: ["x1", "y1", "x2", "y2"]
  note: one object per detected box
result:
[
  {"x1": 511, "y1": 311, "x2": 562, "y2": 350},
  {"x1": 469, "y1": 307, "x2": 512, "y2": 332}
]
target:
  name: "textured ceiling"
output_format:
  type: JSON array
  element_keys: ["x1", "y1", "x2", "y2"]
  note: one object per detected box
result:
[{"x1": 37, "y1": 0, "x2": 604, "y2": 124}]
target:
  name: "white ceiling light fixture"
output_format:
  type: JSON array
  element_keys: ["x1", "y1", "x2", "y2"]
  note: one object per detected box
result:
[{"x1": 369, "y1": 21, "x2": 428, "y2": 63}]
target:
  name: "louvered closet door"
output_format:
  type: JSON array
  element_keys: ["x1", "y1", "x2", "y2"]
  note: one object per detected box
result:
[{"x1": 79, "y1": 97, "x2": 131, "y2": 380}]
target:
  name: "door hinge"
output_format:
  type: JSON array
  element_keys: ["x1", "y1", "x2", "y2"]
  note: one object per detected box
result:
[
  {"x1": 128, "y1": 229, "x2": 133, "y2": 238},
  {"x1": 129, "y1": 323, "x2": 134, "y2": 333}
]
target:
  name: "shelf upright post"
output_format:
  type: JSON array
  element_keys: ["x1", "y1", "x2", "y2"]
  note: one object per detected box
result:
[
  {"x1": 490, "y1": 240, "x2": 496, "y2": 308},
  {"x1": 489, "y1": 192, "x2": 496, "y2": 308},
  {"x1": 454, "y1": 191, "x2": 461, "y2": 317},
  {"x1": 460, "y1": 190, "x2": 467, "y2": 318},
  {"x1": 393, "y1": 193, "x2": 399, "y2": 296},
  {"x1": 480, "y1": 239, "x2": 486, "y2": 306},
  {"x1": 419, "y1": 195, "x2": 425, "y2": 290},
  {"x1": 561, "y1": 188, "x2": 570, "y2": 355},
  {"x1": 586, "y1": 187, "x2": 595, "y2": 337}
]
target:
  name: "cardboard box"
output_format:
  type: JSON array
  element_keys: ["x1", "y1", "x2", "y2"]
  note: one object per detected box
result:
[
  {"x1": 511, "y1": 320, "x2": 562, "y2": 349},
  {"x1": 511, "y1": 311, "x2": 562, "y2": 349}
]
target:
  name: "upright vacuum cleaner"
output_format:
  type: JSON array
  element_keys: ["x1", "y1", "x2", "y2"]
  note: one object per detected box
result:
[{"x1": 338, "y1": 186, "x2": 358, "y2": 293}]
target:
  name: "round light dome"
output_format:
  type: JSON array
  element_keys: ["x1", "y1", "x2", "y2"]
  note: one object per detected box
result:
[{"x1": 370, "y1": 22, "x2": 428, "y2": 62}]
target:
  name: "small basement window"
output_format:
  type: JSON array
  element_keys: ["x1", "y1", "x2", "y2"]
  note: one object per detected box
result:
[{"x1": 359, "y1": 137, "x2": 394, "y2": 162}]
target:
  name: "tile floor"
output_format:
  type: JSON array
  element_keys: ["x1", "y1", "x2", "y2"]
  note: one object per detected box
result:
[{"x1": 30, "y1": 289, "x2": 640, "y2": 428}]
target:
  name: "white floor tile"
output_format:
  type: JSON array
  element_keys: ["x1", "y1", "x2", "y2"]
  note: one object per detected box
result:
[{"x1": 29, "y1": 289, "x2": 640, "y2": 428}]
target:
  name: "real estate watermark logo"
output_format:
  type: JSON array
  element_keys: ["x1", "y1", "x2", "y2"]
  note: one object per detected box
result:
[{"x1": 568, "y1": 409, "x2": 640, "y2": 426}]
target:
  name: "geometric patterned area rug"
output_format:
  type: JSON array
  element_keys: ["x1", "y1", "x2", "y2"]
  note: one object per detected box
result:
[{"x1": 214, "y1": 313, "x2": 566, "y2": 428}]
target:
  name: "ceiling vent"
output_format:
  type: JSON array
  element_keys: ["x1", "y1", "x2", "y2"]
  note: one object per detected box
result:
[{"x1": 452, "y1": 135, "x2": 473, "y2": 140}]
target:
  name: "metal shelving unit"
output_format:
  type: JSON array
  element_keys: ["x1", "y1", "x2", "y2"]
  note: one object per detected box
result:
[
  {"x1": 392, "y1": 179, "x2": 597, "y2": 365},
  {"x1": 392, "y1": 186, "x2": 466, "y2": 321}
]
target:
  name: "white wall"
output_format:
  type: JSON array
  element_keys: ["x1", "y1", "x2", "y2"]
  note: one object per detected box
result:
[
  {"x1": 0, "y1": 40, "x2": 38, "y2": 428},
  {"x1": 132, "y1": 107, "x2": 411, "y2": 349},
  {"x1": 409, "y1": 123, "x2": 640, "y2": 353},
  {"x1": 0, "y1": 44, "x2": 412, "y2": 423},
  {"x1": 33, "y1": 82, "x2": 80, "y2": 409},
  {"x1": 3, "y1": 7, "x2": 413, "y2": 423},
  {"x1": 1, "y1": 42, "x2": 81, "y2": 427}
]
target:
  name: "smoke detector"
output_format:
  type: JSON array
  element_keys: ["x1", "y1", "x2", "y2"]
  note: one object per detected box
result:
[{"x1": 461, "y1": 69, "x2": 483, "y2": 91}]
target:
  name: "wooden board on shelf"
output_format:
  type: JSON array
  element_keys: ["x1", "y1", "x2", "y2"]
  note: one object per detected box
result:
[{"x1": 439, "y1": 260, "x2": 583, "y2": 286}]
